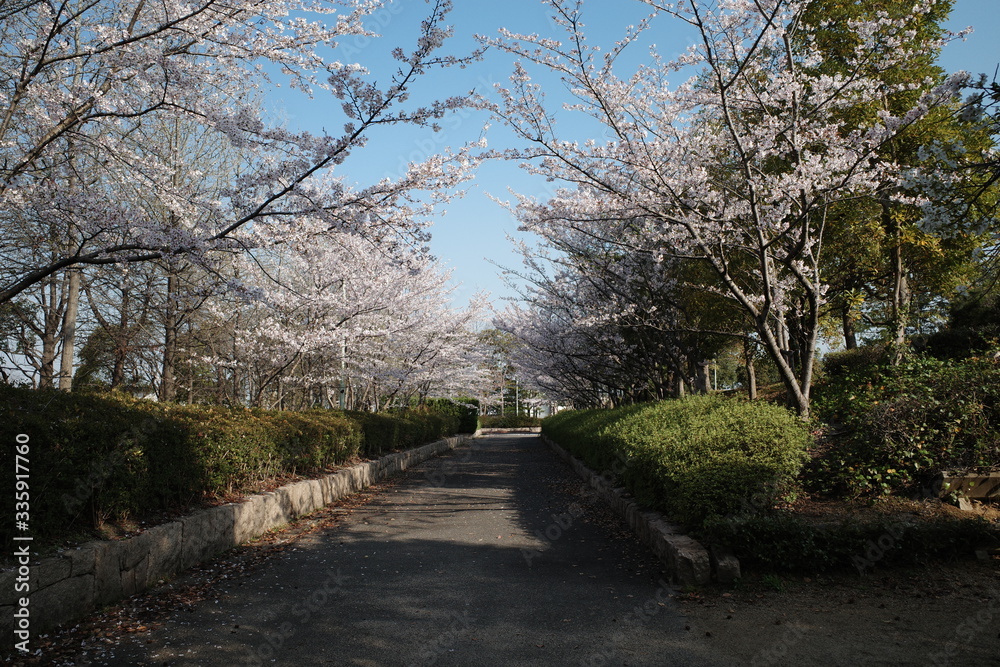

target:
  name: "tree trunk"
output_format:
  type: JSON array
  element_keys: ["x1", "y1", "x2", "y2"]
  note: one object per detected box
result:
[
  {"x1": 886, "y1": 201, "x2": 910, "y2": 364},
  {"x1": 57, "y1": 269, "x2": 81, "y2": 390},
  {"x1": 38, "y1": 278, "x2": 62, "y2": 389},
  {"x1": 697, "y1": 361, "x2": 713, "y2": 394},
  {"x1": 110, "y1": 285, "x2": 130, "y2": 389},
  {"x1": 743, "y1": 338, "x2": 757, "y2": 400},
  {"x1": 159, "y1": 272, "x2": 178, "y2": 402},
  {"x1": 842, "y1": 305, "x2": 858, "y2": 350}
]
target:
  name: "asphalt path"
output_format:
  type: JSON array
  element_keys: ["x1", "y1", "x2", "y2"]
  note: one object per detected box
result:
[{"x1": 81, "y1": 433, "x2": 732, "y2": 666}]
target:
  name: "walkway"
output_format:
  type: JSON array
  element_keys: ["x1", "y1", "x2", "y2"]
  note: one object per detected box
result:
[{"x1": 78, "y1": 434, "x2": 730, "y2": 666}]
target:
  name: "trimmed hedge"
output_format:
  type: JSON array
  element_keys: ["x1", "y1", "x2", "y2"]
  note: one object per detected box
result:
[
  {"x1": 478, "y1": 414, "x2": 542, "y2": 429},
  {"x1": 424, "y1": 397, "x2": 480, "y2": 435},
  {"x1": 700, "y1": 513, "x2": 1000, "y2": 573},
  {"x1": 543, "y1": 395, "x2": 812, "y2": 527},
  {"x1": 0, "y1": 386, "x2": 470, "y2": 547}
]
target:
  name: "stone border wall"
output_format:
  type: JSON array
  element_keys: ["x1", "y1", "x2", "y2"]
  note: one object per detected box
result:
[
  {"x1": 1, "y1": 435, "x2": 467, "y2": 636},
  {"x1": 541, "y1": 434, "x2": 740, "y2": 587}
]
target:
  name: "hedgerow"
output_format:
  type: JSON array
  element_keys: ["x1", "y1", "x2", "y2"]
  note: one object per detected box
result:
[
  {"x1": 0, "y1": 386, "x2": 471, "y2": 546},
  {"x1": 477, "y1": 414, "x2": 542, "y2": 429},
  {"x1": 699, "y1": 512, "x2": 999, "y2": 573},
  {"x1": 542, "y1": 395, "x2": 812, "y2": 527}
]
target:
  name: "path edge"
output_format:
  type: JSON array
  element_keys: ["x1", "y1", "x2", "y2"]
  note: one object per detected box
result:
[
  {"x1": 1, "y1": 434, "x2": 469, "y2": 637},
  {"x1": 540, "y1": 434, "x2": 740, "y2": 587}
]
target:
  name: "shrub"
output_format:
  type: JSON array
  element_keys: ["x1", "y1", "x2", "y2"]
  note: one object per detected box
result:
[
  {"x1": 424, "y1": 397, "x2": 479, "y2": 434},
  {"x1": 700, "y1": 513, "x2": 1000, "y2": 572},
  {"x1": 0, "y1": 385, "x2": 461, "y2": 547},
  {"x1": 925, "y1": 294, "x2": 1000, "y2": 360},
  {"x1": 810, "y1": 355, "x2": 1000, "y2": 496},
  {"x1": 478, "y1": 414, "x2": 542, "y2": 429},
  {"x1": 542, "y1": 395, "x2": 812, "y2": 527},
  {"x1": 821, "y1": 344, "x2": 890, "y2": 379}
]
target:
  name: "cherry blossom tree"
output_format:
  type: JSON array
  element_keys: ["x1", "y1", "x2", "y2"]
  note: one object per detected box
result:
[
  {"x1": 495, "y1": 214, "x2": 748, "y2": 407},
  {"x1": 0, "y1": 0, "x2": 482, "y2": 305},
  {"x1": 200, "y1": 222, "x2": 489, "y2": 410},
  {"x1": 485, "y1": 0, "x2": 970, "y2": 417}
]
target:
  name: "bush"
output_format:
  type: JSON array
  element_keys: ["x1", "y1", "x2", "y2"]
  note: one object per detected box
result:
[
  {"x1": 810, "y1": 355, "x2": 1000, "y2": 496},
  {"x1": 700, "y1": 513, "x2": 1000, "y2": 572},
  {"x1": 424, "y1": 397, "x2": 479, "y2": 434},
  {"x1": 348, "y1": 407, "x2": 461, "y2": 456},
  {"x1": 925, "y1": 294, "x2": 1000, "y2": 360},
  {"x1": 0, "y1": 386, "x2": 461, "y2": 547},
  {"x1": 542, "y1": 395, "x2": 812, "y2": 527},
  {"x1": 478, "y1": 414, "x2": 542, "y2": 429},
  {"x1": 821, "y1": 344, "x2": 890, "y2": 379}
]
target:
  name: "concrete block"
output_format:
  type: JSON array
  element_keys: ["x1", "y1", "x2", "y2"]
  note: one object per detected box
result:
[
  {"x1": 120, "y1": 562, "x2": 140, "y2": 598},
  {"x1": 262, "y1": 490, "x2": 293, "y2": 528},
  {"x1": 93, "y1": 540, "x2": 123, "y2": 605},
  {"x1": 711, "y1": 545, "x2": 741, "y2": 584},
  {"x1": 119, "y1": 528, "x2": 151, "y2": 571},
  {"x1": 34, "y1": 556, "x2": 71, "y2": 590},
  {"x1": 307, "y1": 478, "x2": 324, "y2": 511},
  {"x1": 665, "y1": 534, "x2": 712, "y2": 586},
  {"x1": 180, "y1": 504, "x2": 235, "y2": 570},
  {"x1": 33, "y1": 573, "x2": 95, "y2": 632},
  {"x1": 66, "y1": 545, "x2": 97, "y2": 577},
  {"x1": 144, "y1": 521, "x2": 183, "y2": 588},
  {"x1": 938, "y1": 472, "x2": 1000, "y2": 501},
  {"x1": 107, "y1": 529, "x2": 153, "y2": 598},
  {"x1": 325, "y1": 471, "x2": 352, "y2": 503},
  {"x1": 233, "y1": 496, "x2": 267, "y2": 545},
  {"x1": 283, "y1": 480, "x2": 318, "y2": 517}
]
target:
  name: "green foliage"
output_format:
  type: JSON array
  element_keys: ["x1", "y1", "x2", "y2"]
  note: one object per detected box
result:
[
  {"x1": 700, "y1": 513, "x2": 999, "y2": 573},
  {"x1": 478, "y1": 414, "x2": 542, "y2": 429},
  {"x1": 423, "y1": 397, "x2": 479, "y2": 434},
  {"x1": 925, "y1": 294, "x2": 1000, "y2": 360},
  {"x1": 821, "y1": 344, "x2": 890, "y2": 379},
  {"x1": 542, "y1": 395, "x2": 812, "y2": 527},
  {"x1": 347, "y1": 406, "x2": 459, "y2": 457},
  {"x1": 811, "y1": 354, "x2": 1000, "y2": 496},
  {"x1": 0, "y1": 385, "x2": 461, "y2": 546}
]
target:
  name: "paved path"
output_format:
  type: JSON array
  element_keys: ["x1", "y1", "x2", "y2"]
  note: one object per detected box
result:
[{"x1": 80, "y1": 434, "x2": 731, "y2": 666}]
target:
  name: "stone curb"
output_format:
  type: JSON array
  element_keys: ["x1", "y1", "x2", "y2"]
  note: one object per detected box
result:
[
  {"x1": 540, "y1": 434, "x2": 740, "y2": 587},
  {"x1": 1, "y1": 435, "x2": 467, "y2": 637}
]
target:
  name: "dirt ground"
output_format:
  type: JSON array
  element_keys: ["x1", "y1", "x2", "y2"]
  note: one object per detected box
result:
[
  {"x1": 677, "y1": 555, "x2": 1000, "y2": 667},
  {"x1": 670, "y1": 493, "x2": 1000, "y2": 667}
]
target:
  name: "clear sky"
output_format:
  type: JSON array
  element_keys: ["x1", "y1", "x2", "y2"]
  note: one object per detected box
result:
[{"x1": 265, "y1": 0, "x2": 1000, "y2": 314}]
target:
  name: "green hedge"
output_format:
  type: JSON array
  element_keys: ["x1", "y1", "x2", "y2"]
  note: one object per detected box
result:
[
  {"x1": 478, "y1": 414, "x2": 542, "y2": 429},
  {"x1": 424, "y1": 398, "x2": 479, "y2": 435},
  {"x1": 543, "y1": 395, "x2": 812, "y2": 527},
  {"x1": 0, "y1": 386, "x2": 465, "y2": 547},
  {"x1": 700, "y1": 513, "x2": 1000, "y2": 573}
]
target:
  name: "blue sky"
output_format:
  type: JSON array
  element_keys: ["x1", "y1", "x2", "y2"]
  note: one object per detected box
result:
[{"x1": 266, "y1": 0, "x2": 1000, "y2": 313}]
